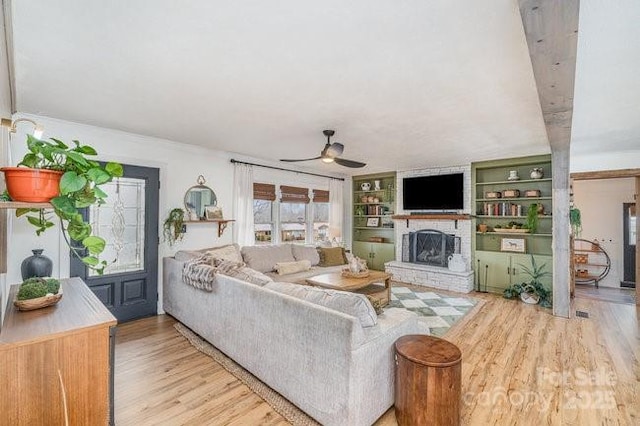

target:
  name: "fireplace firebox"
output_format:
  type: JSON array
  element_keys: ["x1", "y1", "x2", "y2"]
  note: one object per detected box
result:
[{"x1": 404, "y1": 229, "x2": 459, "y2": 267}]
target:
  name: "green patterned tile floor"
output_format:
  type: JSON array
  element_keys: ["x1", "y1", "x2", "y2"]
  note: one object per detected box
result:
[{"x1": 386, "y1": 284, "x2": 478, "y2": 337}]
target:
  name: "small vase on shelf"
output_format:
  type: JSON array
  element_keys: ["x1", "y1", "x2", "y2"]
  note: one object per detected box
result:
[{"x1": 21, "y1": 249, "x2": 53, "y2": 280}]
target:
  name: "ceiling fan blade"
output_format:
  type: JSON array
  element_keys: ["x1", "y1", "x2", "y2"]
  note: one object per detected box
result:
[
  {"x1": 280, "y1": 156, "x2": 322, "y2": 162},
  {"x1": 334, "y1": 157, "x2": 366, "y2": 168}
]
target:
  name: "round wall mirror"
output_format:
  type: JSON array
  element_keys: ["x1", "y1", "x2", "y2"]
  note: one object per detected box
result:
[{"x1": 184, "y1": 175, "x2": 217, "y2": 220}]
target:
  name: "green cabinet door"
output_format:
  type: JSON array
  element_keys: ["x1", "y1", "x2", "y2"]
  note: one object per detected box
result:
[
  {"x1": 475, "y1": 251, "x2": 511, "y2": 293},
  {"x1": 352, "y1": 241, "x2": 395, "y2": 271},
  {"x1": 475, "y1": 251, "x2": 553, "y2": 294},
  {"x1": 510, "y1": 253, "x2": 553, "y2": 290}
]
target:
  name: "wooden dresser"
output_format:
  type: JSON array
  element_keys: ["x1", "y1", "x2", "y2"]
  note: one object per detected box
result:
[{"x1": 0, "y1": 277, "x2": 117, "y2": 425}]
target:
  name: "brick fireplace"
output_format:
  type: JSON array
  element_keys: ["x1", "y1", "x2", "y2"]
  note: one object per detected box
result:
[{"x1": 384, "y1": 165, "x2": 475, "y2": 293}]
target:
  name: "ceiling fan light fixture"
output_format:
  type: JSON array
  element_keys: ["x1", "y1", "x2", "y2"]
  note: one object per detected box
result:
[{"x1": 321, "y1": 157, "x2": 334, "y2": 163}]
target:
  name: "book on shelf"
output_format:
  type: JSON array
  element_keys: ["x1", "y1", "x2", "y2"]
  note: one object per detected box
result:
[{"x1": 483, "y1": 202, "x2": 523, "y2": 217}]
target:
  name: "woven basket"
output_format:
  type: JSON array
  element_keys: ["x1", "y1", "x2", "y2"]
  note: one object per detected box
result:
[
  {"x1": 14, "y1": 288, "x2": 63, "y2": 311},
  {"x1": 341, "y1": 270, "x2": 370, "y2": 278}
]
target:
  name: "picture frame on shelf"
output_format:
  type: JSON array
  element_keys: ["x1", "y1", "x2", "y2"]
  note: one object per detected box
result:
[
  {"x1": 205, "y1": 205, "x2": 223, "y2": 220},
  {"x1": 366, "y1": 217, "x2": 380, "y2": 227},
  {"x1": 500, "y1": 237, "x2": 526, "y2": 253}
]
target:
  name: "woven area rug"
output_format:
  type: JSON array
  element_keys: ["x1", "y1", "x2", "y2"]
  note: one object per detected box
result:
[
  {"x1": 174, "y1": 285, "x2": 479, "y2": 425},
  {"x1": 174, "y1": 322, "x2": 321, "y2": 426}
]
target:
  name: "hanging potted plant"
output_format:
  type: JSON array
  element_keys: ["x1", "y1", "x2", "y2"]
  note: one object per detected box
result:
[
  {"x1": 570, "y1": 207, "x2": 582, "y2": 237},
  {"x1": 163, "y1": 208, "x2": 186, "y2": 246},
  {"x1": 1, "y1": 135, "x2": 123, "y2": 274}
]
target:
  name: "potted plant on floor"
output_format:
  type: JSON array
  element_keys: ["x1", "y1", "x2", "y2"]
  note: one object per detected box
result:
[
  {"x1": 1, "y1": 135, "x2": 123, "y2": 274},
  {"x1": 503, "y1": 255, "x2": 552, "y2": 307}
]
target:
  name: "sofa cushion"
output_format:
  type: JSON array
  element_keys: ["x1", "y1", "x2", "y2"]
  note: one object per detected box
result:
[
  {"x1": 291, "y1": 245, "x2": 320, "y2": 266},
  {"x1": 274, "y1": 259, "x2": 312, "y2": 275},
  {"x1": 317, "y1": 247, "x2": 348, "y2": 267},
  {"x1": 174, "y1": 250, "x2": 205, "y2": 262},
  {"x1": 241, "y1": 244, "x2": 296, "y2": 273},
  {"x1": 264, "y1": 281, "x2": 377, "y2": 327},
  {"x1": 206, "y1": 243, "x2": 243, "y2": 264},
  {"x1": 214, "y1": 259, "x2": 273, "y2": 286}
]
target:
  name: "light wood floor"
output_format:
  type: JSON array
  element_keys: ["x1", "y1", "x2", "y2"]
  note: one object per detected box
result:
[
  {"x1": 574, "y1": 283, "x2": 636, "y2": 305},
  {"x1": 115, "y1": 293, "x2": 639, "y2": 425}
]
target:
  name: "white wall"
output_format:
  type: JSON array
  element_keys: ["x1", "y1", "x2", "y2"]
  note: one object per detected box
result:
[
  {"x1": 571, "y1": 150, "x2": 640, "y2": 173},
  {"x1": 4, "y1": 114, "x2": 349, "y2": 313},
  {"x1": 572, "y1": 178, "x2": 635, "y2": 288}
]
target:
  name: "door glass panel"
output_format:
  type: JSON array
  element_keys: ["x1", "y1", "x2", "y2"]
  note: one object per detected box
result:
[
  {"x1": 629, "y1": 205, "x2": 636, "y2": 246},
  {"x1": 89, "y1": 177, "x2": 146, "y2": 276}
]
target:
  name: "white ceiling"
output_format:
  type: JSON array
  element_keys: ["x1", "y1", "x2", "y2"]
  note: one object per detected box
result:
[
  {"x1": 571, "y1": 0, "x2": 640, "y2": 157},
  {"x1": 8, "y1": 1, "x2": 630, "y2": 176}
]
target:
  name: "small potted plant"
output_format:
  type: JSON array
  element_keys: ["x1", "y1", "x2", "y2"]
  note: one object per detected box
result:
[
  {"x1": 14, "y1": 277, "x2": 62, "y2": 311},
  {"x1": 1, "y1": 135, "x2": 123, "y2": 274},
  {"x1": 503, "y1": 255, "x2": 552, "y2": 307},
  {"x1": 163, "y1": 208, "x2": 186, "y2": 246},
  {"x1": 525, "y1": 203, "x2": 539, "y2": 234}
]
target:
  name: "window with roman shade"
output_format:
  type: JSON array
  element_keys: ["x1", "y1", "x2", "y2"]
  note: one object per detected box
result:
[
  {"x1": 280, "y1": 186, "x2": 309, "y2": 243},
  {"x1": 312, "y1": 189, "x2": 330, "y2": 243},
  {"x1": 253, "y1": 183, "x2": 275, "y2": 244}
]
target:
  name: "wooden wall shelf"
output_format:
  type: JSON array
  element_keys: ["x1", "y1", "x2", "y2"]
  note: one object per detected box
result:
[
  {"x1": 0, "y1": 201, "x2": 52, "y2": 209},
  {"x1": 392, "y1": 214, "x2": 470, "y2": 228},
  {"x1": 185, "y1": 219, "x2": 235, "y2": 237}
]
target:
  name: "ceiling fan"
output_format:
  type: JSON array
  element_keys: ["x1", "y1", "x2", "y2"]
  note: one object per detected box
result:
[{"x1": 280, "y1": 130, "x2": 366, "y2": 168}]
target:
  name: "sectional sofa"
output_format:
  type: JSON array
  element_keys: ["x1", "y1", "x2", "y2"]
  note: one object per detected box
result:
[{"x1": 163, "y1": 244, "x2": 430, "y2": 425}]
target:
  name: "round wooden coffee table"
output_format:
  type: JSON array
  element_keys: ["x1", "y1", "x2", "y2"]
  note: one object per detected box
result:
[{"x1": 394, "y1": 334, "x2": 462, "y2": 426}]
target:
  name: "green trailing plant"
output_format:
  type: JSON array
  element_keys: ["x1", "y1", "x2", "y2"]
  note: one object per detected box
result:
[
  {"x1": 570, "y1": 207, "x2": 582, "y2": 237},
  {"x1": 526, "y1": 203, "x2": 539, "y2": 234},
  {"x1": 163, "y1": 208, "x2": 186, "y2": 246},
  {"x1": 503, "y1": 255, "x2": 552, "y2": 308},
  {"x1": 17, "y1": 277, "x2": 60, "y2": 300},
  {"x1": 14, "y1": 135, "x2": 123, "y2": 274}
]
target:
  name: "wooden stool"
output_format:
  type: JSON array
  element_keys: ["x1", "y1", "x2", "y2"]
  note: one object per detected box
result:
[{"x1": 394, "y1": 334, "x2": 462, "y2": 426}]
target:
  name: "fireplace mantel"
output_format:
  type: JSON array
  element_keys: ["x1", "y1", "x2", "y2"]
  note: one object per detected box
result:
[{"x1": 392, "y1": 214, "x2": 471, "y2": 228}]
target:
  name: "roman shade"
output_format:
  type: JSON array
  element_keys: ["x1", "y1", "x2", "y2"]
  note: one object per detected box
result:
[
  {"x1": 253, "y1": 183, "x2": 276, "y2": 201},
  {"x1": 280, "y1": 185, "x2": 310, "y2": 203},
  {"x1": 313, "y1": 189, "x2": 329, "y2": 203}
]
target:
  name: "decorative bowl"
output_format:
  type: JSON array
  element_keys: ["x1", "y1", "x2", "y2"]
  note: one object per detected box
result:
[
  {"x1": 14, "y1": 288, "x2": 63, "y2": 311},
  {"x1": 341, "y1": 269, "x2": 370, "y2": 278}
]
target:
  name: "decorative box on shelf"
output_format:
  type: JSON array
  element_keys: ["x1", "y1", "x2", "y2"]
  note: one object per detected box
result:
[
  {"x1": 485, "y1": 191, "x2": 501, "y2": 199},
  {"x1": 502, "y1": 189, "x2": 520, "y2": 198},
  {"x1": 524, "y1": 189, "x2": 541, "y2": 197},
  {"x1": 574, "y1": 254, "x2": 588, "y2": 264}
]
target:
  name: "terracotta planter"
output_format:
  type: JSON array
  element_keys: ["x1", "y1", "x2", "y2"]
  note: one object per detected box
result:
[{"x1": 0, "y1": 167, "x2": 63, "y2": 202}]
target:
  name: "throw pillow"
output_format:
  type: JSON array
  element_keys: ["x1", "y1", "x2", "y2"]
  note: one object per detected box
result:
[
  {"x1": 241, "y1": 244, "x2": 296, "y2": 273},
  {"x1": 205, "y1": 243, "x2": 243, "y2": 264},
  {"x1": 264, "y1": 281, "x2": 377, "y2": 328},
  {"x1": 214, "y1": 259, "x2": 273, "y2": 286},
  {"x1": 274, "y1": 259, "x2": 312, "y2": 275},
  {"x1": 291, "y1": 245, "x2": 321, "y2": 266},
  {"x1": 317, "y1": 247, "x2": 348, "y2": 267}
]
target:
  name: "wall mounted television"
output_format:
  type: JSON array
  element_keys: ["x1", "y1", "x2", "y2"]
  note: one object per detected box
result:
[{"x1": 402, "y1": 173, "x2": 464, "y2": 211}]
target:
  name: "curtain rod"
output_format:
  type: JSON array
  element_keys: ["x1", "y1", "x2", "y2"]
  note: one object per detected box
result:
[{"x1": 230, "y1": 159, "x2": 345, "y2": 181}]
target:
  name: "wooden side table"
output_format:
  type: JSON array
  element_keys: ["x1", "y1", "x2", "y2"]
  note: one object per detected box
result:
[{"x1": 394, "y1": 334, "x2": 462, "y2": 426}]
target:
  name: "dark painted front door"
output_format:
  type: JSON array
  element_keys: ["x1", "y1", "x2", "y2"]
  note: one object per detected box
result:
[
  {"x1": 71, "y1": 164, "x2": 160, "y2": 322},
  {"x1": 622, "y1": 203, "x2": 636, "y2": 288}
]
